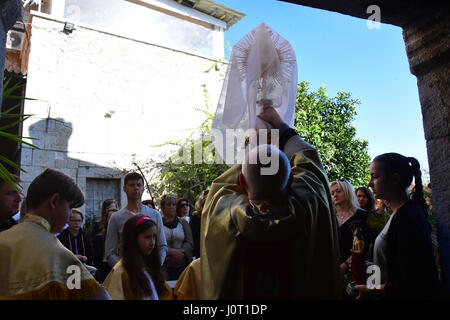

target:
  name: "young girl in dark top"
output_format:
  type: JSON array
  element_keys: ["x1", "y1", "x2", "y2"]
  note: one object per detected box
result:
[
  {"x1": 355, "y1": 153, "x2": 441, "y2": 299},
  {"x1": 103, "y1": 214, "x2": 169, "y2": 299},
  {"x1": 355, "y1": 187, "x2": 390, "y2": 259}
]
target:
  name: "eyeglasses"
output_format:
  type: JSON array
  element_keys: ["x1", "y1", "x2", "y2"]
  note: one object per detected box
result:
[
  {"x1": 69, "y1": 219, "x2": 82, "y2": 223},
  {"x1": 180, "y1": 203, "x2": 190, "y2": 207}
]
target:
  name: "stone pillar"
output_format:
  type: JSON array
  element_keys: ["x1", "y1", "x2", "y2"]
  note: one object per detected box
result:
[{"x1": 403, "y1": 12, "x2": 450, "y2": 296}]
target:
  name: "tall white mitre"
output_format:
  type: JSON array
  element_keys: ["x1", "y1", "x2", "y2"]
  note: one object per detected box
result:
[{"x1": 211, "y1": 23, "x2": 298, "y2": 165}]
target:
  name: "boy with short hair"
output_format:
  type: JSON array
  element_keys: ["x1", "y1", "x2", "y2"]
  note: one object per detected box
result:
[
  {"x1": 105, "y1": 172, "x2": 167, "y2": 267},
  {"x1": 0, "y1": 168, "x2": 110, "y2": 299}
]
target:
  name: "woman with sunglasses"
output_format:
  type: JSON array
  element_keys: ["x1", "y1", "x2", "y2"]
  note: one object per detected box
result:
[{"x1": 176, "y1": 198, "x2": 191, "y2": 223}]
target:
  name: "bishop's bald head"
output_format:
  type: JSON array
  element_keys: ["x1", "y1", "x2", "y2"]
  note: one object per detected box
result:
[{"x1": 240, "y1": 144, "x2": 291, "y2": 200}]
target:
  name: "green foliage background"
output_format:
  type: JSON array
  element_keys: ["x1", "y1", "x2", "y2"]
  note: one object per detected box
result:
[
  {"x1": 294, "y1": 81, "x2": 371, "y2": 187},
  {"x1": 0, "y1": 79, "x2": 37, "y2": 191}
]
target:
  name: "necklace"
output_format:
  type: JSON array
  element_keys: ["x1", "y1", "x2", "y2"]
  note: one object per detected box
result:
[{"x1": 337, "y1": 213, "x2": 348, "y2": 220}]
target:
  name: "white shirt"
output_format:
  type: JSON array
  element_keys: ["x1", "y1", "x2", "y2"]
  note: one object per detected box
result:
[
  {"x1": 143, "y1": 269, "x2": 159, "y2": 300},
  {"x1": 373, "y1": 212, "x2": 395, "y2": 283}
]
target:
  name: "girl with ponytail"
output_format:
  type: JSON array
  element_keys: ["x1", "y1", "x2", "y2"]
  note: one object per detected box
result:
[
  {"x1": 406, "y1": 157, "x2": 428, "y2": 213},
  {"x1": 354, "y1": 153, "x2": 441, "y2": 299}
]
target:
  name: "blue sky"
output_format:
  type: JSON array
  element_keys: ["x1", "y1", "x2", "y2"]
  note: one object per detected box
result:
[{"x1": 216, "y1": 0, "x2": 429, "y2": 179}]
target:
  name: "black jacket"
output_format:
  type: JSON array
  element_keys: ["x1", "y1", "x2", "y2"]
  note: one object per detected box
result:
[
  {"x1": 190, "y1": 214, "x2": 201, "y2": 259},
  {"x1": 384, "y1": 201, "x2": 441, "y2": 299},
  {"x1": 0, "y1": 218, "x2": 17, "y2": 232},
  {"x1": 57, "y1": 228, "x2": 94, "y2": 266},
  {"x1": 337, "y1": 208, "x2": 369, "y2": 263},
  {"x1": 1, "y1": 0, "x2": 22, "y2": 31}
]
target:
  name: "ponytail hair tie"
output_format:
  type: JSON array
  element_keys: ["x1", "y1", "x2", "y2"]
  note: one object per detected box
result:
[
  {"x1": 135, "y1": 216, "x2": 150, "y2": 227},
  {"x1": 407, "y1": 156, "x2": 419, "y2": 169}
]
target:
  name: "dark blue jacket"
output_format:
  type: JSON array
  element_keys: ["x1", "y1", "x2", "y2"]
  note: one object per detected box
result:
[
  {"x1": 1, "y1": 0, "x2": 22, "y2": 31},
  {"x1": 384, "y1": 201, "x2": 442, "y2": 299}
]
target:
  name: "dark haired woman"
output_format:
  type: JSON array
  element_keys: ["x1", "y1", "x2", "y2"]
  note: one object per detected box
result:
[
  {"x1": 103, "y1": 214, "x2": 170, "y2": 299},
  {"x1": 355, "y1": 187, "x2": 389, "y2": 259},
  {"x1": 92, "y1": 199, "x2": 118, "y2": 283},
  {"x1": 355, "y1": 153, "x2": 441, "y2": 299},
  {"x1": 176, "y1": 198, "x2": 191, "y2": 223},
  {"x1": 356, "y1": 187, "x2": 376, "y2": 214}
]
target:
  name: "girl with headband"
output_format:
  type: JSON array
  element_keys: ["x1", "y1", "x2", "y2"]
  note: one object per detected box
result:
[{"x1": 103, "y1": 214, "x2": 171, "y2": 299}]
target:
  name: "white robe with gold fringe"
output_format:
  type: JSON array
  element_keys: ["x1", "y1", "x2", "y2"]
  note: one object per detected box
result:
[{"x1": 0, "y1": 214, "x2": 102, "y2": 299}]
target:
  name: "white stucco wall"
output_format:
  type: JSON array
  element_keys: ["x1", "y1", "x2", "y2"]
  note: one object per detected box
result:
[{"x1": 20, "y1": 13, "x2": 227, "y2": 211}]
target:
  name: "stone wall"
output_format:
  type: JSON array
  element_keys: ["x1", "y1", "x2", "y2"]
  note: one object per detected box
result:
[
  {"x1": 20, "y1": 13, "x2": 227, "y2": 211},
  {"x1": 403, "y1": 11, "x2": 450, "y2": 295}
]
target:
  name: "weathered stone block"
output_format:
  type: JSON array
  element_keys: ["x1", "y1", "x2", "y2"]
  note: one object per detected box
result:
[
  {"x1": 21, "y1": 148, "x2": 33, "y2": 167},
  {"x1": 427, "y1": 135, "x2": 450, "y2": 234},
  {"x1": 55, "y1": 159, "x2": 67, "y2": 169},
  {"x1": 403, "y1": 14, "x2": 450, "y2": 77},
  {"x1": 24, "y1": 128, "x2": 46, "y2": 150},
  {"x1": 20, "y1": 165, "x2": 44, "y2": 183},
  {"x1": 44, "y1": 132, "x2": 69, "y2": 151},
  {"x1": 67, "y1": 158, "x2": 80, "y2": 169},
  {"x1": 58, "y1": 168, "x2": 77, "y2": 180},
  {"x1": 32, "y1": 149, "x2": 56, "y2": 168},
  {"x1": 417, "y1": 66, "x2": 450, "y2": 141}
]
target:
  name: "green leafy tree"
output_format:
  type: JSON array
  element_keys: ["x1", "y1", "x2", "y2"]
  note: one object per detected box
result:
[{"x1": 294, "y1": 81, "x2": 370, "y2": 187}]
